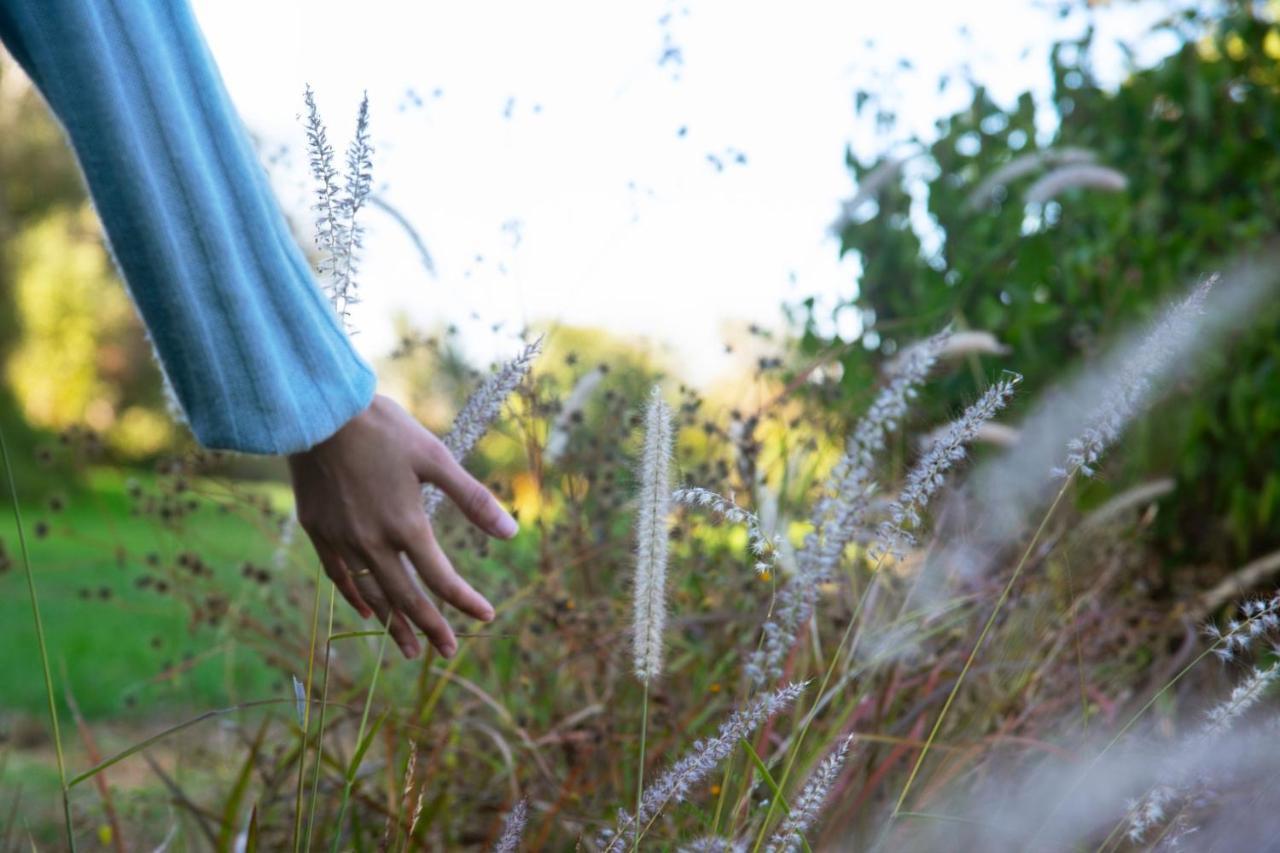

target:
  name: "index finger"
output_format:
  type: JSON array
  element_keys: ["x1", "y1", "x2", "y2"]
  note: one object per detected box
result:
[{"x1": 417, "y1": 445, "x2": 518, "y2": 540}]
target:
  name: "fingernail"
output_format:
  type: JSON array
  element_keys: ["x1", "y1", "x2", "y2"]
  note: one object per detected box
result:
[
  {"x1": 441, "y1": 642, "x2": 457, "y2": 658},
  {"x1": 495, "y1": 510, "x2": 518, "y2": 539},
  {"x1": 401, "y1": 643, "x2": 418, "y2": 659}
]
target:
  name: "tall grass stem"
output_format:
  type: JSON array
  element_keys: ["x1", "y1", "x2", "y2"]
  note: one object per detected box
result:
[
  {"x1": 329, "y1": 615, "x2": 392, "y2": 850},
  {"x1": 634, "y1": 683, "x2": 649, "y2": 853},
  {"x1": 304, "y1": 588, "x2": 338, "y2": 851},
  {"x1": 891, "y1": 472, "x2": 1075, "y2": 819},
  {"x1": 292, "y1": 562, "x2": 326, "y2": 852},
  {"x1": 0, "y1": 426, "x2": 75, "y2": 851}
]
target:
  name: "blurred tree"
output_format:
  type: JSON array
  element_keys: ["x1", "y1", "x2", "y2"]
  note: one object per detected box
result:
[
  {"x1": 802, "y1": 2, "x2": 1280, "y2": 563},
  {"x1": 0, "y1": 56, "x2": 171, "y2": 466}
]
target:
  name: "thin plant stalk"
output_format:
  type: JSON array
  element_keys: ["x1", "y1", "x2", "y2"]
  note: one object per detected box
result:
[
  {"x1": 1029, "y1": 631, "x2": 1246, "y2": 849},
  {"x1": 304, "y1": 586, "x2": 338, "y2": 851},
  {"x1": 634, "y1": 683, "x2": 649, "y2": 853},
  {"x1": 292, "y1": 562, "x2": 326, "y2": 852},
  {"x1": 0, "y1": 426, "x2": 75, "y2": 851},
  {"x1": 713, "y1": 575, "x2": 782, "y2": 834},
  {"x1": 892, "y1": 471, "x2": 1076, "y2": 818},
  {"x1": 69, "y1": 699, "x2": 288, "y2": 788},
  {"x1": 330, "y1": 616, "x2": 393, "y2": 850},
  {"x1": 750, "y1": 551, "x2": 887, "y2": 851}
]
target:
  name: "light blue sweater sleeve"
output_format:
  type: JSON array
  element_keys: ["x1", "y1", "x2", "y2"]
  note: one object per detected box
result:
[{"x1": 0, "y1": 0, "x2": 377, "y2": 454}]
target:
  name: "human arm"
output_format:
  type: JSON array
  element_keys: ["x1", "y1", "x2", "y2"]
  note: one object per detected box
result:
[
  {"x1": 0, "y1": 1, "x2": 516, "y2": 656},
  {"x1": 0, "y1": 0, "x2": 373, "y2": 453}
]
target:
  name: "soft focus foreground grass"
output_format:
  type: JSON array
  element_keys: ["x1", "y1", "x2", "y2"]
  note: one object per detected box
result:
[{"x1": 0, "y1": 467, "x2": 283, "y2": 720}]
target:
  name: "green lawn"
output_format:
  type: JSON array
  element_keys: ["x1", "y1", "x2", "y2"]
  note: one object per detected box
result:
[{"x1": 1, "y1": 467, "x2": 295, "y2": 720}]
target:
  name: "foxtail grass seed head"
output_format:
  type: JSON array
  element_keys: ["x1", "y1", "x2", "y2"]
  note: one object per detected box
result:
[
  {"x1": 423, "y1": 338, "x2": 543, "y2": 516},
  {"x1": 680, "y1": 838, "x2": 747, "y2": 853},
  {"x1": 875, "y1": 374, "x2": 1019, "y2": 560},
  {"x1": 1055, "y1": 276, "x2": 1215, "y2": 478},
  {"x1": 1126, "y1": 594, "x2": 1280, "y2": 842},
  {"x1": 803, "y1": 325, "x2": 951, "y2": 578},
  {"x1": 493, "y1": 799, "x2": 528, "y2": 853},
  {"x1": 673, "y1": 487, "x2": 778, "y2": 574},
  {"x1": 605, "y1": 682, "x2": 807, "y2": 850},
  {"x1": 1203, "y1": 595, "x2": 1280, "y2": 664},
  {"x1": 764, "y1": 735, "x2": 855, "y2": 853},
  {"x1": 964, "y1": 146, "x2": 1098, "y2": 210},
  {"x1": 545, "y1": 366, "x2": 606, "y2": 463},
  {"x1": 633, "y1": 387, "x2": 674, "y2": 683},
  {"x1": 1202, "y1": 663, "x2": 1280, "y2": 738},
  {"x1": 830, "y1": 155, "x2": 908, "y2": 232},
  {"x1": 746, "y1": 328, "x2": 950, "y2": 686},
  {"x1": 1024, "y1": 163, "x2": 1128, "y2": 206},
  {"x1": 1126, "y1": 784, "x2": 1178, "y2": 844}
]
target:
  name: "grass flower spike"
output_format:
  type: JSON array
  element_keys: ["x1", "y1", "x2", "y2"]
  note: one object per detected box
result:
[
  {"x1": 493, "y1": 799, "x2": 528, "y2": 853},
  {"x1": 634, "y1": 386, "x2": 675, "y2": 683},
  {"x1": 673, "y1": 487, "x2": 778, "y2": 574},
  {"x1": 422, "y1": 338, "x2": 543, "y2": 516},
  {"x1": 876, "y1": 374, "x2": 1020, "y2": 560},
  {"x1": 765, "y1": 735, "x2": 854, "y2": 853},
  {"x1": 1056, "y1": 276, "x2": 1215, "y2": 478},
  {"x1": 605, "y1": 682, "x2": 807, "y2": 850},
  {"x1": 746, "y1": 328, "x2": 948, "y2": 686}
]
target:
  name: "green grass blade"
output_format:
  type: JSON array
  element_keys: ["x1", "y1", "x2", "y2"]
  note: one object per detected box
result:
[
  {"x1": 68, "y1": 698, "x2": 286, "y2": 788},
  {"x1": 738, "y1": 738, "x2": 812, "y2": 853},
  {"x1": 330, "y1": 620, "x2": 393, "y2": 852},
  {"x1": 0, "y1": 425, "x2": 75, "y2": 851},
  {"x1": 217, "y1": 715, "x2": 270, "y2": 852}
]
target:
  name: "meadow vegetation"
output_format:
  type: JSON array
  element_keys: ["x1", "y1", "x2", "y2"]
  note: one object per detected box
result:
[{"x1": 5, "y1": 3, "x2": 1280, "y2": 851}]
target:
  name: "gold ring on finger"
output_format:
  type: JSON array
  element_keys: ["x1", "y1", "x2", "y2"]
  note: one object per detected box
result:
[{"x1": 349, "y1": 568, "x2": 373, "y2": 578}]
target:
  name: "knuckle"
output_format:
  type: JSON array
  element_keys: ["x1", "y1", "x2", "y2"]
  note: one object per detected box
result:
[
  {"x1": 395, "y1": 513, "x2": 430, "y2": 543},
  {"x1": 422, "y1": 436, "x2": 451, "y2": 467},
  {"x1": 438, "y1": 576, "x2": 468, "y2": 604},
  {"x1": 462, "y1": 482, "x2": 492, "y2": 517},
  {"x1": 348, "y1": 525, "x2": 382, "y2": 553}
]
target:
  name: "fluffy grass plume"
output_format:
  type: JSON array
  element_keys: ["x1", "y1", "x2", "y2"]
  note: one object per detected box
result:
[
  {"x1": 964, "y1": 146, "x2": 1097, "y2": 209},
  {"x1": 673, "y1": 487, "x2": 777, "y2": 574},
  {"x1": 875, "y1": 374, "x2": 1020, "y2": 559},
  {"x1": 493, "y1": 799, "x2": 528, "y2": 853},
  {"x1": 422, "y1": 338, "x2": 543, "y2": 517},
  {"x1": 1024, "y1": 162, "x2": 1128, "y2": 206},
  {"x1": 604, "y1": 682, "x2": 807, "y2": 850},
  {"x1": 765, "y1": 735, "x2": 854, "y2": 853},
  {"x1": 633, "y1": 386, "x2": 675, "y2": 683},
  {"x1": 747, "y1": 328, "x2": 949, "y2": 686},
  {"x1": 1056, "y1": 275, "x2": 1215, "y2": 478}
]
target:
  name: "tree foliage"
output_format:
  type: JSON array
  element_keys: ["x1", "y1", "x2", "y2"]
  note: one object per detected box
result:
[{"x1": 806, "y1": 4, "x2": 1280, "y2": 562}]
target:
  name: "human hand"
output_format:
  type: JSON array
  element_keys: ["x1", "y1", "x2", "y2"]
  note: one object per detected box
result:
[{"x1": 287, "y1": 394, "x2": 517, "y2": 658}]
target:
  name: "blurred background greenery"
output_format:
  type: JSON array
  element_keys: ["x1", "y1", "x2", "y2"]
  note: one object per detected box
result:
[
  {"x1": 2, "y1": 3, "x2": 1279, "y2": 713},
  {"x1": 803, "y1": 2, "x2": 1280, "y2": 564}
]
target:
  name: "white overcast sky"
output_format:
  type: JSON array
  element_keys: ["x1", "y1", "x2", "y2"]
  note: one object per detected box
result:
[{"x1": 192, "y1": 0, "x2": 1179, "y2": 385}]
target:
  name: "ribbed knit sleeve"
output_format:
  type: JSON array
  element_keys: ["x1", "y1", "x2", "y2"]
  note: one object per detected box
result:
[{"x1": 0, "y1": 0, "x2": 376, "y2": 454}]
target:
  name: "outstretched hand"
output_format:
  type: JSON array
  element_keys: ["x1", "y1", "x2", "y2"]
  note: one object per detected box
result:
[{"x1": 287, "y1": 394, "x2": 517, "y2": 659}]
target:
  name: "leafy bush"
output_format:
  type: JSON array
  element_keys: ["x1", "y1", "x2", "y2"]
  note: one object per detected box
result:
[{"x1": 812, "y1": 5, "x2": 1280, "y2": 563}]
